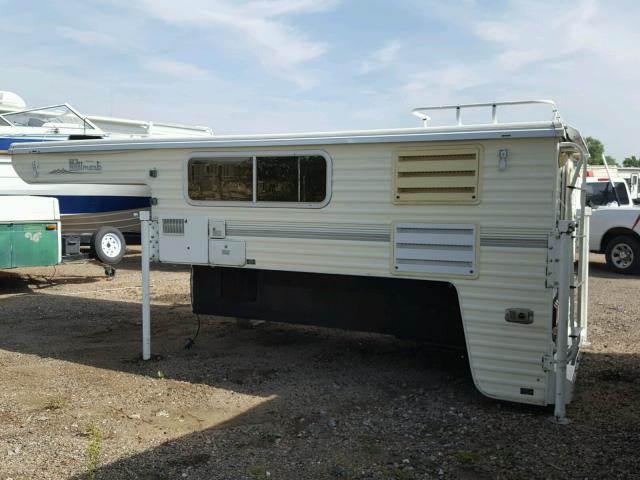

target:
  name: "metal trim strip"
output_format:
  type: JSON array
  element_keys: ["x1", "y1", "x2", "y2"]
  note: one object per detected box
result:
[
  {"x1": 480, "y1": 237, "x2": 548, "y2": 248},
  {"x1": 226, "y1": 226, "x2": 390, "y2": 242},
  {"x1": 225, "y1": 224, "x2": 548, "y2": 248}
]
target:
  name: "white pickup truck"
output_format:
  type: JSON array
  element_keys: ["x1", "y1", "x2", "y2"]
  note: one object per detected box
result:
[{"x1": 586, "y1": 176, "x2": 640, "y2": 273}]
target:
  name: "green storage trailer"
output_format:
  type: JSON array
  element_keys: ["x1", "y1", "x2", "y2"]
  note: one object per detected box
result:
[{"x1": 0, "y1": 196, "x2": 61, "y2": 269}]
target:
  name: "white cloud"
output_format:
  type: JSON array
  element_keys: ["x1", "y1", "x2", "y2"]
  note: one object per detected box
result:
[
  {"x1": 57, "y1": 27, "x2": 117, "y2": 48},
  {"x1": 399, "y1": 0, "x2": 640, "y2": 159},
  {"x1": 402, "y1": 65, "x2": 481, "y2": 101},
  {"x1": 4, "y1": 0, "x2": 639, "y2": 160},
  {"x1": 469, "y1": 0, "x2": 640, "y2": 76},
  {"x1": 237, "y1": 0, "x2": 339, "y2": 17},
  {"x1": 471, "y1": 1, "x2": 598, "y2": 71},
  {"x1": 133, "y1": 0, "x2": 335, "y2": 88},
  {"x1": 359, "y1": 40, "x2": 403, "y2": 74},
  {"x1": 143, "y1": 58, "x2": 210, "y2": 78}
]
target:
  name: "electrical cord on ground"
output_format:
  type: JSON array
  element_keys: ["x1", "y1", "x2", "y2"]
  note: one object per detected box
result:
[
  {"x1": 42, "y1": 265, "x2": 57, "y2": 283},
  {"x1": 184, "y1": 314, "x2": 201, "y2": 349},
  {"x1": 24, "y1": 266, "x2": 57, "y2": 288}
]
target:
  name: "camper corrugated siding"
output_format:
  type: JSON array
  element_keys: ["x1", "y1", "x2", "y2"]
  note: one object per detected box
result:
[
  {"x1": 193, "y1": 138, "x2": 550, "y2": 405},
  {"x1": 12, "y1": 136, "x2": 559, "y2": 404}
]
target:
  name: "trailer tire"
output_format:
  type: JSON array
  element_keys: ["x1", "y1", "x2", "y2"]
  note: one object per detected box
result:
[
  {"x1": 605, "y1": 235, "x2": 640, "y2": 274},
  {"x1": 91, "y1": 227, "x2": 126, "y2": 265}
]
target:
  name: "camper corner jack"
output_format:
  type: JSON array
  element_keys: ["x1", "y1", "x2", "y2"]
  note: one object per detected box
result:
[
  {"x1": 547, "y1": 220, "x2": 574, "y2": 425},
  {"x1": 140, "y1": 210, "x2": 152, "y2": 361}
]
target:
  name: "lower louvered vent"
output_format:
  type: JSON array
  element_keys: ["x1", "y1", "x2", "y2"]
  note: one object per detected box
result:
[
  {"x1": 394, "y1": 223, "x2": 476, "y2": 276},
  {"x1": 162, "y1": 218, "x2": 185, "y2": 235}
]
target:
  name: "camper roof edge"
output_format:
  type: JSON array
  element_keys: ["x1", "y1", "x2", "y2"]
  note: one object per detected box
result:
[{"x1": 10, "y1": 121, "x2": 565, "y2": 155}]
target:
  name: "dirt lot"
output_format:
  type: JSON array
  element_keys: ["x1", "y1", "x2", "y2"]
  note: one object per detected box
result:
[{"x1": 0, "y1": 251, "x2": 638, "y2": 480}]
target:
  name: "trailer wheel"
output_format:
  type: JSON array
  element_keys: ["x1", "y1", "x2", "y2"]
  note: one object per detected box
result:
[
  {"x1": 605, "y1": 235, "x2": 640, "y2": 274},
  {"x1": 91, "y1": 227, "x2": 126, "y2": 265}
]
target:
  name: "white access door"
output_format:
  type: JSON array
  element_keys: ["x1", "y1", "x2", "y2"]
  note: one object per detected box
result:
[{"x1": 157, "y1": 215, "x2": 208, "y2": 264}]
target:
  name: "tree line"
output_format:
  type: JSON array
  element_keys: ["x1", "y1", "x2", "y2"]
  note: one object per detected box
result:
[{"x1": 586, "y1": 137, "x2": 640, "y2": 167}]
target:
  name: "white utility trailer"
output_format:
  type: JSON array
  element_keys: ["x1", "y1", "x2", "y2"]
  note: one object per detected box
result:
[
  {"x1": 0, "y1": 195, "x2": 61, "y2": 269},
  {"x1": 9, "y1": 100, "x2": 589, "y2": 422}
]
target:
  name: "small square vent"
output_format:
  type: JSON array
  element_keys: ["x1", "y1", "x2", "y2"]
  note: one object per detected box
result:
[
  {"x1": 162, "y1": 218, "x2": 185, "y2": 235},
  {"x1": 393, "y1": 223, "x2": 477, "y2": 276},
  {"x1": 393, "y1": 147, "x2": 481, "y2": 204}
]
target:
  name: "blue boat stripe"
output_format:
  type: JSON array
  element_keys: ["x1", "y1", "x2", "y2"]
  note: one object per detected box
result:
[
  {"x1": 0, "y1": 137, "x2": 61, "y2": 150},
  {"x1": 36, "y1": 195, "x2": 151, "y2": 214}
]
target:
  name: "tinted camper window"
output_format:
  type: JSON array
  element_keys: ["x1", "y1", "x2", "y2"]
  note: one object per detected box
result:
[
  {"x1": 188, "y1": 157, "x2": 253, "y2": 201},
  {"x1": 257, "y1": 156, "x2": 326, "y2": 203},
  {"x1": 188, "y1": 153, "x2": 329, "y2": 206}
]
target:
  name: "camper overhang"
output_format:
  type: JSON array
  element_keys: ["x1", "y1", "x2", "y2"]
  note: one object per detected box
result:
[{"x1": 9, "y1": 121, "x2": 566, "y2": 155}]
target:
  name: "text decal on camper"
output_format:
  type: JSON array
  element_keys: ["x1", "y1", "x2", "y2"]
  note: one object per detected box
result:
[{"x1": 49, "y1": 158, "x2": 102, "y2": 175}]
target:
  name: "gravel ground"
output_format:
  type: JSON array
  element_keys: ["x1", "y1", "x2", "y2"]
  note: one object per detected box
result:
[{"x1": 0, "y1": 250, "x2": 638, "y2": 480}]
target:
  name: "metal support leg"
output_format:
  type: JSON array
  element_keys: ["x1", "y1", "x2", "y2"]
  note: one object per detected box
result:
[
  {"x1": 140, "y1": 211, "x2": 151, "y2": 361},
  {"x1": 552, "y1": 221, "x2": 574, "y2": 424},
  {"x1": 580, "y1": 210, "x2": 591, "y2": 345}
]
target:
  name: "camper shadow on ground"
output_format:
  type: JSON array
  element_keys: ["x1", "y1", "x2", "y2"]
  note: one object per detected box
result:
[
  {"x1": 1, "y1": 292, "x2": 473, "y2": 477},
  {"x1": 0, "y1": 268, "x2": 104, "y2": 293},
  {"x1": 0, "y1": 292, "x2": 497, "y2": 479},
  {"x1": 0, "y1": 293, "x2": 638, "y2": 479},
  {"x1": 115, "y1": 248, "x2": 192, "y2": 274}
]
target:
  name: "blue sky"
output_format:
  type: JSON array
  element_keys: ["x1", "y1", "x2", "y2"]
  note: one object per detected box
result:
[{"x1": 2, "y1": 0, "x2": 639, "y2": 159}]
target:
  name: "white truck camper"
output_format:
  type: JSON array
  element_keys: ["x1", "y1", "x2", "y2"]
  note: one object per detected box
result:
[{"x1": 9, "y1": 100, "x2": 589, "y2": 422}]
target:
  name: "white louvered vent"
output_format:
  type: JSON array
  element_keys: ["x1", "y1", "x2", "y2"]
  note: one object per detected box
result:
[
  {"x1": 393, "y1": 223, "x2": 477, "y2": 277},
  {"x1": 393, "y1": 147, "x2": 481, "y2": 204},
  {"x1": 162, "y1": 218, "x2": 185, "y2": 235}
]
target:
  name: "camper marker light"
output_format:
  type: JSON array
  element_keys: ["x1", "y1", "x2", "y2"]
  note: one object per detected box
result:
[
  {"x1": 46, "y1": 225, "x2": 56, "y2": 230},
  {"x1": 498, "y1": 149, "x2": 508, "y2": 170}
]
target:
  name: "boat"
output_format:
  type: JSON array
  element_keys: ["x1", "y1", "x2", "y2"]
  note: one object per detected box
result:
[{"x1": 0, "y1": 92, "x2": 213, "y2": 263}]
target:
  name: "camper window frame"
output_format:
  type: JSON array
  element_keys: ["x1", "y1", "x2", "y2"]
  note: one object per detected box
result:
[{"x1": 184, "y1": 150, "x2": 333, "y2": 209}]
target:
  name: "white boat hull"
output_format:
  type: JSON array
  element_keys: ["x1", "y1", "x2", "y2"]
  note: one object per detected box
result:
[{"x1": 1, "y1": 159, "x2": 149, "y2": 235}]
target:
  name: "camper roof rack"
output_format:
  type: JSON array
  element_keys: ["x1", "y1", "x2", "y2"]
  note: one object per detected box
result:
[{"x1": 412, "y1": 99, "x2": 561, "y2": 128}]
